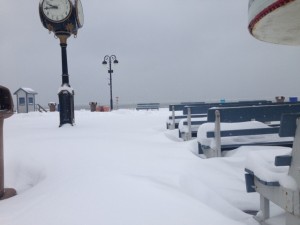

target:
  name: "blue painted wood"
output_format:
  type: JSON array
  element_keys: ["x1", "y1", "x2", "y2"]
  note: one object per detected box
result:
[
  {"x1": 245, "y1": 173, "x2": 256, "y2": 193},
  {"x1": 257, "y1": 178, "x2": 280, "y2": 187},
  {"x1": 245, "y1": 168, "x2": 280, "y2": 188},
  {"x1": 208, "y1": 141, "x2": 293, "y2": 152},
  {"x1": 199, "y1": 110, "x2": 299, "y2": 154},
  {"x1": 182, "y1": 100, "x2": 272, "y2": 115},
  {"x1": 206, "y1": 127, "x2": 280, "y2": 138},
  {"x1": 183, "y1": 120, "x2": 207, "y2": 126},
  {"x1": 275, "y1": 155, "x2": 292, "y2": 166},
  {"x1": 136, "y1": 103, "x2": 160, "y2": 110},
  {"x1": 207, "y1": 104, "x2": 300, "y2": 123},
  {"x1": 169, "y1": 115, "x2": 206, "y2": 120},
  {"x1": 168, "y1": 103, "x2": 205, "y2": 111},
  {"x1": 279, "y1": 113, "x2": 300, "y2": 137}
]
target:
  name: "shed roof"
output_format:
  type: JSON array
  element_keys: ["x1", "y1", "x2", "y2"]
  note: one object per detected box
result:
[{"x1": 14, "y1": 87, "x2": 38, "y2": 95}]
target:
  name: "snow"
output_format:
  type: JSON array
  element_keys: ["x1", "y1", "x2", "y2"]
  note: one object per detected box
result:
[
  {"x1": 178, "y1": 117, "x2": 207, "y2": 133},
  {"x1": 197, "y1": 121, "x2": 293, "y2": 149},
  {"x1": 57, "y1": 84, "x2": 74, "y2": 94},
  {"x1": 0, "y1": 109, "x2": 289, "y2": 225},
  {"x1": 244, "y1": 146, "x2": 291, "y2": 182},
  {"x1": 20, "y1": 87, "x2": 37, "y2": 94}
]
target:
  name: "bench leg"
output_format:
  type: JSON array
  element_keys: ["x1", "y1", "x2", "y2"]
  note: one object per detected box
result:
[
  {"x1": 187, "y1": 107, "x2": 192, "y2": 140},
  {"x1": 214, "y1": 110, "x2": 221, "y2": 157},
  {"x1": 255, "y1": 195, "x2": 270, "y2": 222},
  {"x1": 171, "y1": 106, "x2": 175, "y2": 130}
]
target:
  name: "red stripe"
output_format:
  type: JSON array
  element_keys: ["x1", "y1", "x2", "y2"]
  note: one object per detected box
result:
[{"x1": 248, "y1": 0, "x2": 295, "y2": 34}]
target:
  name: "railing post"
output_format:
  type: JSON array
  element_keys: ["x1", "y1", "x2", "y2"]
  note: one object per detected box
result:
[
  {"x1": 187, "y1": 107, "x2": 192, "y2": 140},
  {"x1": 214, "y1": 110, "x2": 221, "y2": 157},
  {"x1": 171, "y1": 106, "x2": 175, "y2": 130},
  {"x1": 254, "y1": 195, "x2": 270, "y2": 222}
]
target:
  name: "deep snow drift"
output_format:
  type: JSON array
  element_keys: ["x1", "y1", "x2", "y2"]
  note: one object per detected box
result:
[{"x1": 0, "y1": 109, "x2": 287, "y2": 225}]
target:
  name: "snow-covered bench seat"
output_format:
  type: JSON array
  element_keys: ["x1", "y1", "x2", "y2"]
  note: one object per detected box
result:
[
  {"x1": 178, "y1": 117, "x2": 207, "y2": 140},
  {"x1": 197, "y1": 104, "x2": 300, "y2": 157},
  {"x1": 198, "y1": 121, "x2": 293, "y2": 157},
  {"x1": 244, "y1": 113, "x2": 300, "y2": 225}
]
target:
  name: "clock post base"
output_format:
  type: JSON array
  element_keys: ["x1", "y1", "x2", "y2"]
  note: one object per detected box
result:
[{"x1": 58, "y1": 88, "x2": 75, "y2": 127}]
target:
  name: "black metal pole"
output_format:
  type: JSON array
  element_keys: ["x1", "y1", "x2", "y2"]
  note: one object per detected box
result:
[
  {"x1": 109, "y1": 60, "x2": 113, "y2": 111},
  {"x1": 102, "y1": 55, "x2": 118, "y2": 111},
  {"x1": 57, "y1": 34, "x2": 74, "y2": 127},
  {"x1": 60, "y1": 43, "x2": 69, "y2": 85}
]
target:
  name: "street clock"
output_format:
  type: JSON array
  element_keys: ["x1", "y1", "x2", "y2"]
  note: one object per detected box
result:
[
  {"x1": 39, "y1": 0, "x2": 84, "y2": 36},
  {"x1": 39, "y1": 0, "x2": 84, "y2": 127}
]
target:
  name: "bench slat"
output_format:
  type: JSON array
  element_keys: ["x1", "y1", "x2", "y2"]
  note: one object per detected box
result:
[
  {"x1": 207, "y1": 104, "x2": 300, "y2": 123},
  {"x1": 207, "y1": 127, "x2": 280, "y2": 138},
  {"x1": 212, "y1": 141, "x2": 293, "y2": 151}
]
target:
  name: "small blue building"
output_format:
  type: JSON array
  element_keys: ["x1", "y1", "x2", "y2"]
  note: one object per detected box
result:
[{"x1": 13, "y1": 87, "x2": 38, "y2": 113}]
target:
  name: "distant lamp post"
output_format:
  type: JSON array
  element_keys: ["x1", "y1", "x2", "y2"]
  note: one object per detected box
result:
[{"x1": 102, "y1": 55, "x2": 119, "y2": 111}]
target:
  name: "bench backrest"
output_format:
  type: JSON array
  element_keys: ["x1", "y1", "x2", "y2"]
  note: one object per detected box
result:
[
  {"x1": 279, "y1": 113, "x2": 300, "y2": 137},
  {"x1": 206, "y1": 112, "x2": 300, "y2": 138},
  {"x1": 137, "y1": 103, "x2": 160, "y2": 108},
  {"x1": 182, "y1": 100, "x2": 272, "y2": 115},
  {"x1": 207, "y1": 104, "x2": 300, "y2": 123}
]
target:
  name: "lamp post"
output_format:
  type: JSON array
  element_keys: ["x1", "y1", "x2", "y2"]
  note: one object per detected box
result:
[{"x1": 102, "y1": 55, "x2": 119, "y2": 111}]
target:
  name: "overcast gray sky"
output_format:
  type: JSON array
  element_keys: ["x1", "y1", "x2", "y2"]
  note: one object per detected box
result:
[{"x1": 1, "y1": 0, "x2": 300, "y2": 107}]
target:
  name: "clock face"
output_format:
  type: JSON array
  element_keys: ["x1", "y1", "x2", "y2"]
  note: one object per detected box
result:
[
  {"x1": 42, "y1": 0, "x2": 71, "y2": 22},
  {"x1": 76, "y1": 0, "x2": 84, "y2": 27}
]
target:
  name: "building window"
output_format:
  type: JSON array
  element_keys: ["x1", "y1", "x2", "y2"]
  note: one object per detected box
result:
[
  {"x1": 28, "y1": 97, "x2": 34, "y2": 105},
  {"x1": 19, "y1": 97, "x2": 25, "y2": 105}
]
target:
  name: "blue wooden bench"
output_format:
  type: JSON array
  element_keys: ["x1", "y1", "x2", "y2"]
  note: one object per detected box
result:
[
  {"x1": 167, "y1": 100, "x2": 272, "y2": 131},
  {"x1": 136, "y1": 103, "x2": 160, "y2": 111},
  {"x1": 178, "y1": 100, "x2": 273, "y2": 141},
  {"x1": 182, "y1": 100, "x2": 272, "y2": 115},
  {"x1": 244, "y1": 113, "x2": 300, "y2": 224},
  {"x1": 197, "y1": 104, "x2": 300, "y2": 157}
]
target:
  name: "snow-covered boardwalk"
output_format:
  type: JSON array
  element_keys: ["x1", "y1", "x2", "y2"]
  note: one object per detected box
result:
[{"x1": 0, "y1": 109, "x2": 288, "y2": 225}]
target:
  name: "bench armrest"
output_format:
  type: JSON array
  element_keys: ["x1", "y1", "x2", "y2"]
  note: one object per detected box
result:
[{"x1": 274, "y1": 155, "x2": 292, "y2": 166}]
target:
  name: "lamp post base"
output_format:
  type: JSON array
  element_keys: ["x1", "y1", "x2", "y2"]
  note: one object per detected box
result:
[{"x1": 0, "y1": 188, "x2": 17, "y2": 200}]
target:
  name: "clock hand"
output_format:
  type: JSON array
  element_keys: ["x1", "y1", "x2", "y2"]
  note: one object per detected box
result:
[
  {"x1": 46, "y1": 2, "x2": 58, "y2": 8},
  {"x1": 44, "y1": 5, "x2": 58, "y2": 9}
]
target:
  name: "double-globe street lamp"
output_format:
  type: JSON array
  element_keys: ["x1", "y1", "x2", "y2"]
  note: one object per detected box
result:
[{"x1": 102, "y1": 55, "x2": 119, "y2": 111}]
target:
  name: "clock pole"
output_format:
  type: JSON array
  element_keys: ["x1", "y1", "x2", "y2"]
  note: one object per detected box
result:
[
  {"x1": 39, "y1": 0, "x2": 84, "y2": 127},
  {"x1": 56, "y1": 32, "x2": 75, "y2": 127},
  {"x1": 59, "y1": 34, "x2": 70, "y2": 85}
]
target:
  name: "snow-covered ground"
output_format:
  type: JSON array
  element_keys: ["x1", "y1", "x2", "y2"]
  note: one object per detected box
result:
[{"x1": 0, "y1": 109, "x2": 288, "y2": 225}]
